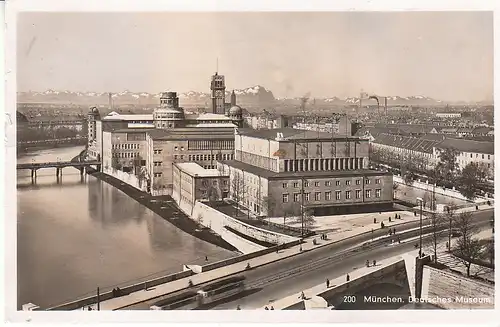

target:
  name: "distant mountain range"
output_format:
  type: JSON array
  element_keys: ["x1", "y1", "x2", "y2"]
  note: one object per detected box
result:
[{"x1": 17, "y1": 87, "x2": 490, "y2": 107}]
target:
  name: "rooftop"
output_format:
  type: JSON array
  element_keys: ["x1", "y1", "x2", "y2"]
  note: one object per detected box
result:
[
  {"x1": 437, "y1": 138, "x2": 494, "y2": 155},
  {"x1": 174, "y1": 162, "x2": 222, "y2": 177},
  {"x1": 185, "y1": 113, "x2": 233, "y2": 121},
  {"x1": 371, "y1": 133, "x2": 441, "y2": 154},
  {"x1": 221, "y1": 160, "x2": 392, "y2": 180},
  {"x1": 238, "y1": 128, "x2": 362, "y2": 141},
  {"x1": 102, "y1": 112, "x2": 153, "y2": 121}
]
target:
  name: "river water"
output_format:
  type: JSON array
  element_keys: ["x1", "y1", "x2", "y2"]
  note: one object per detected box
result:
[{"x1": 17, "y1": 146, "x2": 238, "y2": 309}]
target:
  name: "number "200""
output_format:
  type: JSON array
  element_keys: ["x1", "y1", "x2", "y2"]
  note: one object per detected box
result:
[{"x1": 343, "y1": 295, "x2": 356, "y2": 303}]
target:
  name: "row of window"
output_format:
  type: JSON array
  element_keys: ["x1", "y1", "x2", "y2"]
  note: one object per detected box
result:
[
  {"x1": 112, "y1": 152, "x2": 140, "y2": 158},
  {"x1": 283, "y1": 178, "x2": 380, "y2": 189},
  {"x1": 282, "y1": 189, "x2": 382, "y2": 203},
  {"x1": 459, "y1": 152, "x2": 491, "y2": 160},
  {"x1": 201, "y1": 179, "x2": 229, "y2": 187},
  {"x1": 112, "y1": 143, "x2": 140, "y2": 150}
]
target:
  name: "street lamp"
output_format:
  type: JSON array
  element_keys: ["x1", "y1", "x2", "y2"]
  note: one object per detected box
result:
[{"x1": 416, "y1": 197, "x2": 423, "y2": 257}]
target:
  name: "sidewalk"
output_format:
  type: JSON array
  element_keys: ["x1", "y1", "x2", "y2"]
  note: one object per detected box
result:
[{"x1": 269, "y1": 210, "x2": 415, "y2": 233}]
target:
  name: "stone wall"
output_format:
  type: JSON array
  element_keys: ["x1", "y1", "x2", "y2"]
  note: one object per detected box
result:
[
  {"x1": 192, "y1": 201, "x2": 299, "y2": 246},
  {"x1": 394, "y1": 175, "x2": 491, "y2": 204},
  {"x1": 420, "y1": 266, "x2": 494, "y2": 309}
]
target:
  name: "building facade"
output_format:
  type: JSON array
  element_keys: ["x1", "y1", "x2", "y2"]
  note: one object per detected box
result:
[
  {"x1": 220, "y1": 128, "x2": 393, "y2": 217},
  {"x1": 146, "y1": 127, "x2": 235, "y2": 195},
  {"x1": 172, "y1": 162, "x2": 230, "y2": 209}
]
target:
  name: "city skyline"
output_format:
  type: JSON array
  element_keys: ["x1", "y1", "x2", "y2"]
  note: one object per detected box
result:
[{"x1": 17, "y1": 11, "x2": 493, "y2": 102}]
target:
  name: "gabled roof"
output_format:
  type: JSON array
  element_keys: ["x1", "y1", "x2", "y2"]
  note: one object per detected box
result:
[
  {"x1": 436, "y1": 139, "x2": 494, "y2": 155},
  {"x1": 372, "y1": 133, "x2": 441, "y2": 154}
]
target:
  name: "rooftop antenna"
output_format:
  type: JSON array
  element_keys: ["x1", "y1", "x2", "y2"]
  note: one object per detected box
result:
[{"x1": 216, "y1": 57, "x2": 219, "y2": 74}]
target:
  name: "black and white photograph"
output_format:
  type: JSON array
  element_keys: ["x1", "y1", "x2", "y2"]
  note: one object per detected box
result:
[{"x1": 3, "y1": 1, "x2": 497, "y2": 324}]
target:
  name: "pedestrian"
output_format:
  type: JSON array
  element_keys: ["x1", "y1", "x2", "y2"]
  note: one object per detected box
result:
[
  {"x1": 389, "y1": 216, "x2": 392, "y2": 222},
  {"x1": 389, "y1": 229, "x2": 392, "y2": 236},
  {"x1": 299, "y1": 245, "x2": 303, "y2": 252},
  {"x1": 236, "y1": 305, "x2": 241, "y2": 310},
  {"x1": 270, "y1": 306, "x2": 275, "y2": 310},
  {"x1": 381, "y1": 222, "x2": 385, "y2": 229},
  {"x1": 446, "y1": 241, "x2": 449, "y2": 249},
  {"x1": 373, "y1": 259, "x2": 376, "y2": 266},
  {"x1": 393, "y1": 227, "x2": 396, "y2": 234},
  {"x1": 326, "y1": 278, "x2": 330, "y2": 288},
  {"x1": 397, "y1": 236, "x2": 401, "y2": 244},
  {"x1": 265, "y1": 306, "x2": 269, "y2": 310},
  {"x1": 366, "y1": 259, "x2": 370, "y2": 267},
  {"x1": 374, "y1": 217, "x2": 377, "y2": 224},
  {"x1": 301, "y1": 291, "x2": 306, "y2": 299},
  {"x1": 205, "y1": 256, "x2": 208, "y2": 261},
  {"x1": 346, "y1": 274, "x2": 350, "y2": 282}
]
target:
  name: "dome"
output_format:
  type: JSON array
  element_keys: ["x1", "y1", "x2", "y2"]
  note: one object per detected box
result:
[
  {"x1": 89, "y1": 107, "x2": 100, "y2": 114},
  {"x1": 229, "y1": 105, "x2": 242, "y2": 115}
]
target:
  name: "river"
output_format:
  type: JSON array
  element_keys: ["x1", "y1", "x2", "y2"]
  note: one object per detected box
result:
[{"x1": 17, "y1": 146, "x2": 238, "y2": 309}]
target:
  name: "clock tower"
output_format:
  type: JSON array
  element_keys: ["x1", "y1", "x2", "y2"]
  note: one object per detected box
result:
[{"x1": 210, "y1": 72, "x2": 226, "y2": 114}]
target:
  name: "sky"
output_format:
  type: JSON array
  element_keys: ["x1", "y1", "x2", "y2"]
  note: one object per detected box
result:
[{"x1": 17, "y1": 11, "x2": 493, "y2": 102}]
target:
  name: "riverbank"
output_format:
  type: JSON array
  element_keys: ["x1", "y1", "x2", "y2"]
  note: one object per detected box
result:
[{"x1": 88, "y1": 170, "x2": 239, "y2": 252}]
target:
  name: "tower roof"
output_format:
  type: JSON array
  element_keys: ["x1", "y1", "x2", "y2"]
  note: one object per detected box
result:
[{"x1": 229, "y1": 105, "x2": 242, "y2": 115}]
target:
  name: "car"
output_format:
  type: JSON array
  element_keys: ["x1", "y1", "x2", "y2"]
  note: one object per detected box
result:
[{"x1": 451, "y1": 228, "x2": 462, "y2": 237}]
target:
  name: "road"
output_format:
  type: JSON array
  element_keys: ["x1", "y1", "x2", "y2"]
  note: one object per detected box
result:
[{"x1": 122, "y1": 209, "x2": 492, "y2": 310}]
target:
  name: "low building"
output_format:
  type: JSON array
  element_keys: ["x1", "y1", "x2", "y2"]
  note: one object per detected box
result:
[
  {"x1": 434, "y1": 139, "x2": 494, "y2": 177},
  {"x1": 172, "y1": 162, "x2": 230, "y2": 210},
  {"x1": 220, "y1": 128, "x2": 393, "y2": 217}
]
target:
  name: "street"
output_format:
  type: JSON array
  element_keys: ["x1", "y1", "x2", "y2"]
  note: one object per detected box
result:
[{"x1": 122, "y1": 209, "x2": 492, "y2": 310}]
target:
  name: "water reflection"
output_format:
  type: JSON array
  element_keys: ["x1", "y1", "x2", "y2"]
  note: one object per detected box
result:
[{"x1": 17, "y1": 146, "x2": 237, "y2": 309}]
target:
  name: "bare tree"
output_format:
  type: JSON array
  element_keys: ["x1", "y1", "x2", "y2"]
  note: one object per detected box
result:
[
  {"x1": 261, "y1": 195, "x2": 277, "y2": 218},
  {"x1": 452, "y1": 211, "x2": 480, "y2": 277},
  {"x1": 230, "y1": 170, "x2": 244, "y2": 215},
  {"x1": 455, "y1": 237, "x2": 484, "y2": 277},
  {"x1": 444, "y1": 202, "x2": 458, "y2": 251},
  {"x1": 303, "y1": 208, "x2": 316, "y2": 230},
  {"x1": 196, "y1": 213, "x2": 204, "y2": 225},
  {"x1": 429, "y1": 212, "x2": 445, "y2": 263}
]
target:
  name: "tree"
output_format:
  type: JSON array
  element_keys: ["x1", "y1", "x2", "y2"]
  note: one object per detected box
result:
[
  {"x1": 230, "y1": 170, "x2": 243, "y2": 214},
  {"x1": 454, "y1": 211, "x2": 477, "y2": 244},
  {"x1": 434, "y1": 148, "x2": 459, "y2": 187},
  {"x1": 111, "y1": 151, "x2": 122, "y2": 171},
  {"x1": 207, "y1": 186, "x2": 219, "y2": 205},
  {"x1": 422, "y1": 191, "x2": 431, "y2": 209},
  {"x1": 455, "y1": 237, "x2": 483, "y2": 277},
  {"x1": 484, "y1": 239, "x2": 494, "y2": 266},
  {"x1": 196, "y1": 213, "x2": 204, "y2": 225},
  {"x1": 456, "y1": 162, "x2": 488, "y2": 200},
  {"x1": 429, "y1": 213, "x2": 445, "y2": 263},
  {"x1": 261, "y1": 195, "x2": 277, "y2": 217},
  {"x1": 303, "y1": 208, "x2": 316, "y2": 230},
  {"x1": 444, "y1": 202, "x2": 457, "y2": 251}
]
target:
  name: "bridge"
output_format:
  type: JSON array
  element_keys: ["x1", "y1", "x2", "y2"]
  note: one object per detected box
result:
[
  {"x1": 17, "y1": 160, "x2": 101, "y2": 179},
  {"x1": 17, "y1": 136, "x2": 87, "y2": 146}
]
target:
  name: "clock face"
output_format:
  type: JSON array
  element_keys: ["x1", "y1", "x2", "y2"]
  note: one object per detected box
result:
[{"x1": 215, "y1": 90, "x2": 224, "y2": 97}]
